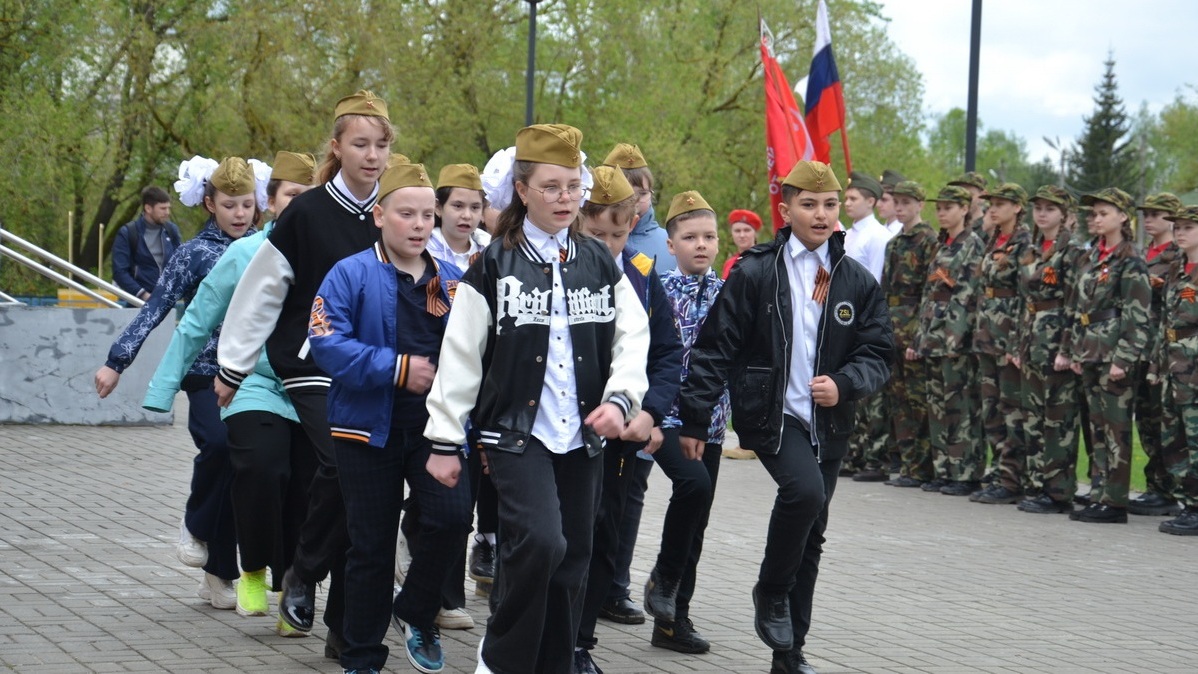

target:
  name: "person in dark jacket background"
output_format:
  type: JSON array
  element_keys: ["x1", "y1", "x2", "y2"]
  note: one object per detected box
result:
[
  {"x1": 679, "y1": 160, "x2": 892, "y2": 674},
  {"x1": 111, "y1": 186, "x2": 182, "y2": 300}
]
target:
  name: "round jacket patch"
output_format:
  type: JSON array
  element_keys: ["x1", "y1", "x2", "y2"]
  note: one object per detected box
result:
[{"x1": 834, "y1": 301, "x2": 855, "y2": 326}]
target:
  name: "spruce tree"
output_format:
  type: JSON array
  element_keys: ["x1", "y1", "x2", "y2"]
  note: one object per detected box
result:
[{"x1": 1068, "y1": 55, "x2": 1139, "y2": 193}]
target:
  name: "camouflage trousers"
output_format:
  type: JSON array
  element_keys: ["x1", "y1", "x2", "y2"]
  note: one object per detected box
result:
[
  {"x1": 1081, "y1": 364, "x2": 1136, "y2": 508},
  {"x1": 1134, "y1": 371, "x2": 1169, "y2": 496},
  {"x1": 1161, "y1": 379, "x2": 1198, "y2": 509},
  {"x1": 978, "y1": 354, "x2": 1026, "y2": 491},
  {"x1": 890, "y1": 356, "x2": 932, "y2": 481},
  {"x1": 926, "y1": 355, "x2": 983, "y2": 482},
  {"x1": 848, "y1": 381, "x2": 892, "y2": 472},
  {"x1": 1021, "y1": 362, "x2": 1080, "y2": 502}
]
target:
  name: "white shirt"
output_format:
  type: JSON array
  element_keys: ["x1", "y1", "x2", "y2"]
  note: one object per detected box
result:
[
  {"x1": 844, "y1": 213, "x2": 893, "y2": 283},
  {"x1": 782, "y1": 236, "x2": 828, "y2": 432},
  {"x1": 332, "y1": 170, "x2": 379, "y2": 208},
  {"x1": 427, "y1": 228, "x2": 487, "y2": 272},
  {"x1": 885, "y1": 218, "x2": 902, "y2": 236},
  {"x1": 522, "y1": 219, "x2": 584, "y2": 454}
]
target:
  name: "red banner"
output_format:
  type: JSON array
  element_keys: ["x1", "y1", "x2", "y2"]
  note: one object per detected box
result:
[{"x1": 761, "y1": 18, "x2": 814, "y2": 233}]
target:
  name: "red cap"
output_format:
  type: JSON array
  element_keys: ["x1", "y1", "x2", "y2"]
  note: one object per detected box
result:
[{"x1": 728, "y1": 209, "x2": 762, "y2": 231}]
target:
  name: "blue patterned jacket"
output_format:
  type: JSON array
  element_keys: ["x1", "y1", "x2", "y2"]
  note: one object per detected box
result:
[{"x1": 661, "y1": 268, "x2": 731, "y2": 443}]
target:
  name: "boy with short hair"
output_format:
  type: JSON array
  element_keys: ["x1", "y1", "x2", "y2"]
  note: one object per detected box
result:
[
  {"x1": 307, "y1": 163, "x2": 472, "y2": 674},
  {"x1": 679, "y1": 161, "x2": 892, "y2": 674}
]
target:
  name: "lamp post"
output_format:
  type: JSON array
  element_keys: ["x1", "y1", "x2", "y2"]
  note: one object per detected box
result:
[
  {"x1": 964, "y1": 0, "x2": 982, "y2": 171},
  {"x1": 525, "y1": 1, "x2": 539, "y2": 126}
]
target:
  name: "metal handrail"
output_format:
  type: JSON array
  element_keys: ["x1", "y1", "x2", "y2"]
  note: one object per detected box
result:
[
  {"x1": 0, "y1": 289, "x2": 23, "y2": 305},
  {"x1": 0, "y1": 228, "x2": 144, "y2": 307}
]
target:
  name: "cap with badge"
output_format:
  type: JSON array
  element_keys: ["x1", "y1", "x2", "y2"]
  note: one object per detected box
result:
[
  {"x1": 981, "y1": 183, "x2": 1028, "y2": 208},
  {"x1": 1030, "y1": 184, "x2": 1075, "y2": 209},
  {"x1": 728, "y1": 209, "x2": 763, "y2": 231},
  {"x1": 437, "y1": 164, "x2": 483, "y2": 191},
  {"x1": 1166, "y1": 205, "x2": 1198, "y2": 224},
  {"x1": 515, "y1": 123, "x2": 583, "y2": 168},
  {"x1": 892, "y1": 180, "x2": 926, "y2": 202},
  {"x1": 783, "y1": 161, "x2": 842, "y2": 193},
  {"x1": 948, "y1": 171, "x2": 987, "y2": 191},
  {"x1": 270, "y1": 151, "x2": 316, "y2": 186},
  {"x1": 334, "y1": 89, "x2": 389, "y2": 121},
  {"x1": 666, "y1": 190, "x2": 713, "y2": 224},
  {"x1": 386, "y1": 153, "x2": 412, "y2": 169},
  {"x1": 1138, "y1": 192, "x2": 1182, "y2": 215},
  {"x1": 587, "y1": 165, "x2": 634, "y2": 205},
  {"x1": 603, "y1": 143, "x2": 647, "y2": 170},
  {"x1": 880, "y1": 169, "x2": 906, "y2": 192},
  {"x1": 378, "y1": 162, "x2": 433, "y2": 201},
  {"x1": 1080, "y1": 187, "x2": 1134, "y2": 217},
  {"x1": 933, "y1": 185, "x2": 972, "y2": 207},
  {"x1": 846, "y1": 171, "x2": 882, "y2": 199},
  {"x1": 208, "y1": 157, "x2": 257, "y2": 197}
]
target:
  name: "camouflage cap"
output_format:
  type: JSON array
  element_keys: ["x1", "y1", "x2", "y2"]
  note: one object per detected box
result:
[
  {"x1": 209, "y1": 157, "x2": 256, "y2": 197},
  {"x1": 1031, "y1": 184, "x2": 1075, "y2": 209},
  {"x1": 1080, "y1": 187, "x2": 1134, "y2": 215},
  {"x1": 846, "y1": 171, "x2": 882, "y2": 199},
  {"x1": 879, "y1": 169, "x2": 906, "y2": 191},
  {"x1": 603, "y1": 143, "x2": 647, "y2": 169},
  {"x1": 666, "y1": 190, "x2": 713, "y2": 223},
  {"x1": 932, "y1": 185, "x2": 972, "y2": 207},
  {"x1": 334, "y1": 89, "x2": 389, "y2": 121},
  {"x1": 378, "y1": 163, "x2": 433, "y2": 202},
  {"x1": 1138, "y1": 192, "x2": 1182, "y2": 214},
  {"x1": 587, "y1": 165, "x2": 634, "y2": 205},
  {"x1": 981, "y1": 182, "x2": 1028, "y2": 208},
  {"x1": 270, "y1": 151, "x2": 316, "y2": 186},
  {"x1": 436, "y1": 163, "x2": 482, "y2": 191},
  {"x1": 783, "y1": 161, "x2": 842, "y2": 193},
  {"x1": 515, "y1": 123, "x2": 583, "y2": 168},
  {"x1": 892, "y1": 180, "x2": 926, "y2": 202},
  {"x1": 948, "y1": 171, "x2": 987, "y2": 191},
  {"x1": 1165, "y1": 205, "x2": 1198, "y2": 224}
]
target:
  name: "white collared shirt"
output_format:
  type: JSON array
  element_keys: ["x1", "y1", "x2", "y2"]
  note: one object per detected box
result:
[
  {"x1": 427, "y1": 228, "x2": 485, "y2": 272},
  {"x1": 844, "y1": 213, "x2": 893, "y2": 283},
  {"x1": 332, "y1": 170, "x2": 379, "y2": 208},
  {"x1": 782, "y1": 236, "x2": 829, "y2": 432},
  {"x1": 885, "y1": 218, "x2": 902, "y2": 236},
  {"x1": 522, "y1": 219, "x2": 584, "y2": 454}
]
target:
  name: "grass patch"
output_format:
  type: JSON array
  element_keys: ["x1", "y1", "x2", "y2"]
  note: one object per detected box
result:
[{"x1": 1076, "y1": 424, "x2": 1149, "y2": 493}]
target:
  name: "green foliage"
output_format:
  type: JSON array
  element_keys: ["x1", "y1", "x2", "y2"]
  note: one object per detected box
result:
[
  {"x1": 1144, "y1": 87, "x2": 1198, "y2": 197},
  {"x1": 1068, "y1": 55, "x2": 1139, "y2": 194}
]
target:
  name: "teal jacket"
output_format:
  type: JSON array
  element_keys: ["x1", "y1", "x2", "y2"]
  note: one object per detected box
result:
[{"x1": 142, "y1": 221, "x2": 297, "y2": 422}]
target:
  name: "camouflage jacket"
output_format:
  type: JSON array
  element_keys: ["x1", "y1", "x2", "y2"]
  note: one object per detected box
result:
[
  {"x1": 882, "y1": 221, "x2": 939, "y2": 350},
  {"x1": 1016, "y1": 232, "x2": 1088, "y2": 366},
  {"x1": 1155, "y1": 259, "x2": 1198, "y2": 392},
  {"x1": 1062, "y1": 240, "x2": 1150, "y2": 369},
  {"x1": 1144, "y1": 241, "x2": 1181, "y2": 358},
  {"x1": 914, "y1": 229, "x2": 985, "y2": 357},
  {"x1": 973, "y1": 226, "x2": 1033, "y2": 356}
]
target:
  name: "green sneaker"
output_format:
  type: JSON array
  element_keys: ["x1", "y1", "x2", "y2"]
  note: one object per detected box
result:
[
  {"x1": 275, "y1": 615, "x2": 309, "y2": 638},
  {"x1": 237, "y1": 569, "x2": 269, "y2": 617}
]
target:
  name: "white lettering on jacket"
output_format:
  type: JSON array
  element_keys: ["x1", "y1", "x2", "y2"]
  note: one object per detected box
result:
[
  {"x1": 496, "y1": 276, "x2": 551, "y2": 334},
  {"x1": 567, "y1": 285, "x2": 615, "y2": 325}
]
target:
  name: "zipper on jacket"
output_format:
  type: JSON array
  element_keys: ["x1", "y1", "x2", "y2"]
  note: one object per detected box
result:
[{"x1": 774, "y1": 245, "x2": 789, "y2": 455}]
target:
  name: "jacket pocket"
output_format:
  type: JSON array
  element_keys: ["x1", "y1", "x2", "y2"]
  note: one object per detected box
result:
[{"x1": 732, "y1": 366, "x2": 774, "y2": 429}]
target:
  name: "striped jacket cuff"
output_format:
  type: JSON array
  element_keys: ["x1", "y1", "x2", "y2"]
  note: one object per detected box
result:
[{"x1": 217, "y1": 367, "x2": 246, "y2": 389}]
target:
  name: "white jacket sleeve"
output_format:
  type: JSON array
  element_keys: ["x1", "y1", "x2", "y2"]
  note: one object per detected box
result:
[
  {"x1": 603, "y1": 274, "x2": 650, "y2": 420},
  {"x1": 217, "y1": 239, "x2": 293, "y2": 385},
  {"x1": 424, "y1": 281, "x2": 492, "y2": 453}
]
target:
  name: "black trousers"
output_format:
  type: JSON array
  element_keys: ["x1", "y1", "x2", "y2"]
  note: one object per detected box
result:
[
  {"x1": 482, "y1": 441, "x2": 602, "y2": 674},
  {"x1": 577, "y1": 440, "x2": 640, "y2": 650},
  {"x1": 181, "y1": 377, "x2": 237, "y2": 581},
  {"x1": 224, "y1": 410, "x2": 316, "y2": 587},
  {"x1": 651, "y1": 429, "x2": 723, "y2": 622},
  {"x1": 336, "y1": 430, "x2": 472, "y2": 671},
  {"x1": 286, "y1": 388, "x2": 348, "y2": 634},
  {"x1": 756, "y1": 416, "x2": 841, "y2": 651},
  {"x1": 608, "y1": 456, "x2": 653, "y2": 602}
]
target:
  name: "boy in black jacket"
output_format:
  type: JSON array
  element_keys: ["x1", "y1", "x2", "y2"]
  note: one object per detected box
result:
[{"x1": 679, "y1": 161, "x2": 892, "y2": 674}]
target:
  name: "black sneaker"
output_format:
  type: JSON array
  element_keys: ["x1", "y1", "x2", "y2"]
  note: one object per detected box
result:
[
  {"x1": 752, "y1": 583, "x2": 793, "y2": 651},
  {"x1": 939, "y1": 480, "x2": 979, "y2": 496},
  {"x1": 975, "y1": 486, "x2": 1022, "y2": 504},
  {"x1": 980, "y1": 470, "x2": 996, "y2": 484},
  {"x1": 1128, "y1": 492, "x2": 1182, "y2": 516},
  {"x1": 643, "y1": 568, "x2": 680, "y2": 622},
  {"x1": 920, "y1": 479, "x2": 948, "y2": 492},
  {"x1": 885, "y1": 475, "x2": 922, "y2": 488},
  {"x1": 1159, "y1": 509, "x2": 1198, "y2": 536},
  {"x1": 1075, "y1": 503, "x2": 1128, "y2": 524},
  {"x1": 469, "y1": 538, "x2": 495, "y2": 582},
  {"x1": 770, "y1": 649, "x2": 818, "y2": 674},
  {"x1": 598, "y1": 597, "x2": 645, "y2": 625},
  {"x1": 572, "y1": 648, "x2": 603, "y2": 674},
  {"x1": 1017, "y1": 494, "x2": 1072, "y2": 514},
  {"x1": 651, "y1": 618, "x2": 710, "y2": 654}
]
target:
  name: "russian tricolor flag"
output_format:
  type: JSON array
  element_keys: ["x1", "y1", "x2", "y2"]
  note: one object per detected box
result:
[{"x1": 804, "y1": 0, "x2": 852, "y2": 172}]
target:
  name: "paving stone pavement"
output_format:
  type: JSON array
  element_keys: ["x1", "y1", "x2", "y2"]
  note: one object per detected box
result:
[{"x1": 2, "y1": 412, "x2": 1197, "y2": 673}]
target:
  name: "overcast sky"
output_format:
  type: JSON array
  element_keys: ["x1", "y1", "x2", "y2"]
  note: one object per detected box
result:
[{"x1": 869, "y1": 0, "x2": 1196, "y2": 162}]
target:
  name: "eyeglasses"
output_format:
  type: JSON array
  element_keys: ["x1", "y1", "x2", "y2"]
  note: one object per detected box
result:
[{"x1": 527, "y1": 184, "x2": 589, "y2": 203}]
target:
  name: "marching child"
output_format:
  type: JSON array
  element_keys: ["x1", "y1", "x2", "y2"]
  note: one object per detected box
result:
[
  {"x1": 678, "y1": 161, "x2": 892, "y2": 674},
  {"x1": 427, "y1": 163, "x2": 490, "y2": 272},
  {"x1": 424, "y1": 124, "x2": 649, "y2": 674},
  {"x1": 308, "y1": 163, "x2": 471, "y2": 673}
]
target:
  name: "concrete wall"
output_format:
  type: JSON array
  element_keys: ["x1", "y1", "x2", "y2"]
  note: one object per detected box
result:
[{"x1": 0, "y1": 306, "x2": 175, "y2": 425}]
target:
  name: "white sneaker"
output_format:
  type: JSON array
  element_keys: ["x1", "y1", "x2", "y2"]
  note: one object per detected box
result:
[
  {"x1": 201, "y1": 572, "x2": 236, "y2": 610},
  {"x1": 176, "y1": 518, "x2": 207, "y2": 568},
  {"x1": 435, "y1": 606, "x2": 474, "y2": 630},
  {"x1": 394, "y1": 531, "x2": 411, "y2": 586},
  {"x1": 476, "y1": 636, "x2": 493, "y2": 674}
]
